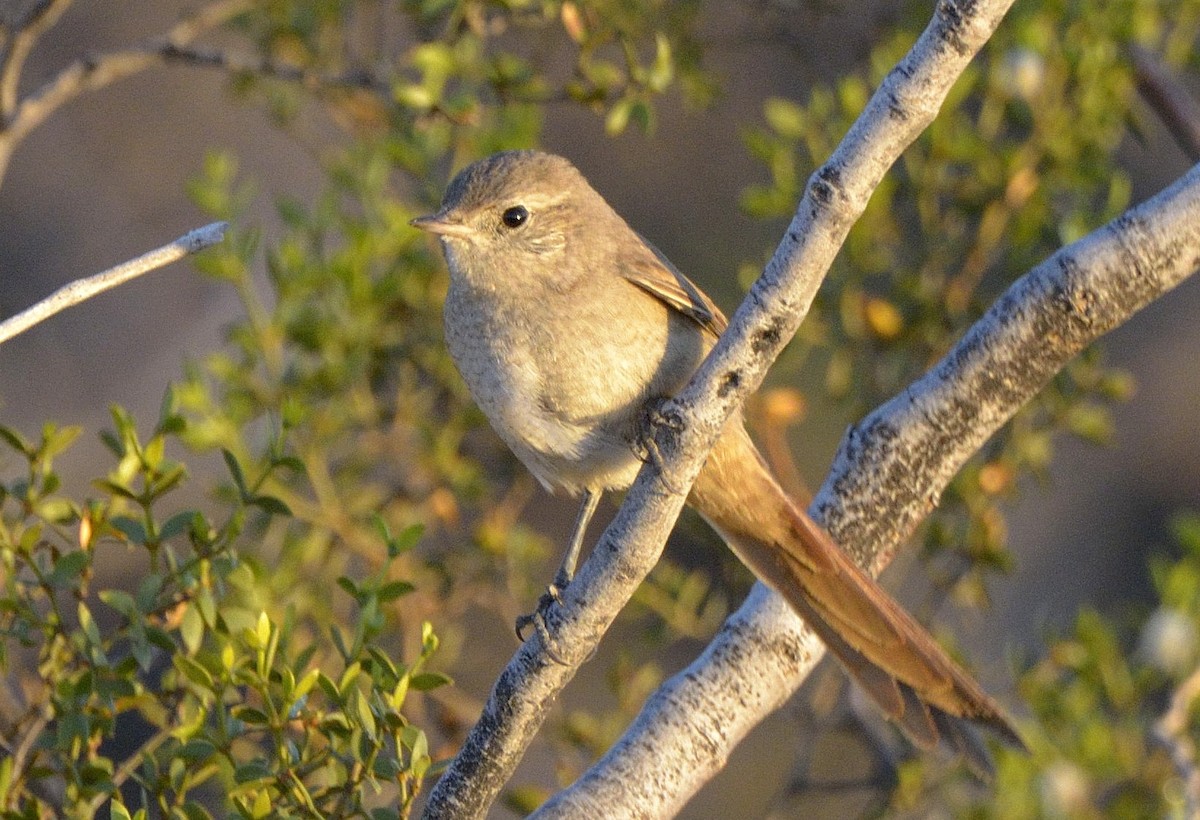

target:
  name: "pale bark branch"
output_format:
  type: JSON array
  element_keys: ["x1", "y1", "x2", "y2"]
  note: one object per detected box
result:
[
  {"x1": 542, "y1": 158, "x2": 1200, "y2": 817},
  {"x1": 0, "y1": 0, "x2": 255, "y2": 185},
  {"x1": 0, "y1": 222, "x2": 228, "y2": 346},
  {"x1": 422, "y1": 0, "x2": 1017, "y2": 816},
  {"x1": 0, "y1": 0, "x2": 74, "y2": 118}
]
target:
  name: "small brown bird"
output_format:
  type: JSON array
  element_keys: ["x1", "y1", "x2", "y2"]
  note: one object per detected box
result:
[{"x1": 412, "y1": 150, "x2": 1022, "y2": 774}]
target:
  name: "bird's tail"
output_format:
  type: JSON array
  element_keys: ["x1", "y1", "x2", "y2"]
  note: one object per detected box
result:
[{"x1": 688, "y1": 423, "x2": 1024, "y2": 776}]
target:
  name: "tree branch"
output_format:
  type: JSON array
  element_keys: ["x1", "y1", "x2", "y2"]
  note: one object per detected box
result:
[
  {"x1": 0, "y1": 0, "x2": 74, "y2": 118},
  {"x1": 1132, "y1": 46, "x2": 1200, "y2": 162},
  {"x1": 421, "y1": 0, "x2": 1017, "y2": 816},
  {"x1": 156, "y1": 43, "x2": 392, "y2": 97},
  {"x1": 0, "y1": 222, "x2": 228, "y2": 346},
  {"x1": 0, "y1": 0, "x2": 254, "y2": 185},
  {"x1": 541, "y1": 157, "x2": 1200, "y2": 817}
]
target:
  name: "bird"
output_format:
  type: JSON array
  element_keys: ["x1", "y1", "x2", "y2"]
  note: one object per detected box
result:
[{"x1": 411, "y1": 149, "x2": 1023, "y2": 775}]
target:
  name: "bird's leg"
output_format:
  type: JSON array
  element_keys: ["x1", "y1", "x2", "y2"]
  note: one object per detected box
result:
[
  {"x1": 549, "y1": 488, "x2": 600, "y2": 597},
  {"x1": 515, "y1": 489, "x2": 601, "y2": 659}
]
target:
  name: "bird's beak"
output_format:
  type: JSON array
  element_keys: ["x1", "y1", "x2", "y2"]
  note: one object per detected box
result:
[{"x1": 410, "y1": 214, "x2": 473, "y2": 239}]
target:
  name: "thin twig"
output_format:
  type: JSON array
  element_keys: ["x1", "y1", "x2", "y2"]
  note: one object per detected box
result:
[
  {"x1": 0, "y1": 0, "x2": 74, "y2": 117},
  {"x1": 82, "y1": 723, "x2": 175, "y2": 817},
  {"x1": 6, "y1": 0, "x2": 255, "y2": 146},
  {"x1": 0, "y1": 221, "x2": 228, "y2": 346},
  {"x1": 159, "y1": 42, "x2": 392, "y2": 96},
  {"x1": 1132, "y1": 46, "x2": 1200, "y2": 162},
  {"x1": 0, "y1": 0, "x2": 255, "y2": 184},
  {"x1": 4, "y1": 697, "x2": 65, "y2": 807}
]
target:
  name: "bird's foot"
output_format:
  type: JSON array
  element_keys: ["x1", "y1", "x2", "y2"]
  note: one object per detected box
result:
[
  {"x1": 635, "y1": 398, "x2": 686, "y2": 495},
  {"x1": 515, "y1": 584, "x2": 570, "y2": 665}
]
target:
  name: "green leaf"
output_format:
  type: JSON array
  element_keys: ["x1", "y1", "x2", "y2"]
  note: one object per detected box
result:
[
  {"x1": 42, "y1": 424, "x2": 83, "y2": 461},
  {"x1": 1171, "y1": 512, "x2": 1200, "y2": 556},
  {"x1": 49, "y1": 550, "x2": 90, "y2": 587},
  {"x1": 339, "y1": 661, "x2": 363, "y2": 694},
  {"x1": 647, "y1": 33, "x2": 674, "y2": 92},
  {"x1": 763, "y1": 97, "x2": 806, "y2": 139},
  {"x1": 180, "y1": 801, "x2": 215, "y2": 820},
  {"x1": 330, "y1": 626, "x2": 350, "y2": 661},
  {"x1": 367, "y1": 647, "x2": 399, "y2": 681},
  {"x1": 316, "y1": 672, "x2": 339, "y2": 702},
  {"x1": 248, "y1": 494, "x2": 291, "y2": 516},
  {"x1": 0, "y1": 755, "x2": 13, "y2": 805},
  {"x1": 426, "y1": 756, "x2": 452, "y2": 777},
  {"x1": 392, "y1": 675, "x2": 409, "y2": 708},
  {"x1": 233, "y1": 761, "x2": 272, "y2": 784},
  {"x1": 378, "y1": 580, "x2": 415, "y2": 602},
  {"x1": 222, "y1": 449, "x2": 248, "y2": 497},
  {"x1": 158, "y1": 414, "x2": 187, "y2": 435},
  {"x1": 98, "y1": 589, "x2": 138, "y2": 617},
  {"x1": 78, "y1": 602, "x2": 103, "y2": 652},
  {"x1": 1066, "y1": 403, "x2": 1114, "y2": 444},
  {"x1": 401, "y1": 723, "x2": 426, "y2": 754},
  {"x1": 251, "y1": 787, "x2": 272, "y2": 819},
  {"x1": 196, "y1": 588, "x2": 217, "y2": 627},
  {"x1": 144, "y1": 435, "x2": 166, "y2": 470},
  {"x1": 175, "y1": 655, "x2": 215, "y2": 690},
  {"x1": 110, "y1": 515, "x2": 148, "y2": 544},
  {"x1": 149, "y1": 463, "x2": 187, "y2": 498},
  {"x1": 99, "y1": 429, "x2": 122, "y2": 457},
  {"x1": 136, "y1": 571, "x2": 164, "y2": 612},
  {"x1": 234, "y1": 706, "x2": 270, "y2": 725},
  {"x1": 178, "y1": 738, "x2": 218, "y2": 763},
  {"x1": 159, "y1": 510, "x2": 194, "y2": 541},
  {"x1": 389, "y1": 523, "x2": 424, "y2": 557},
  {"x1": 626, "y1": 99, "x2": 653, "y2": 133},
  {"x1": 0, "y1": 425, "x2": 32, "y2": 456},
  {"x1": 255, "y1": 611, "x2": 271, "y2": 648},
  {"x1": 109, "y1": 404, "x2": 139, "y2": 446},
  {"x1": 605, "y1": 97, "x2": 633, "y2": 136},
  {"x1": 293, "y1": 668, "x2": 321, "y2": 701},
  {"x1": 273, "y1": 455, "x2": 305, "y2": 473},
  {"x1": 409, "y1": 671, "x2": 453, "y2": 691},
  {"x1": 180, "y1": 606, "x2": 205, "y2": 656},
  {"x1": 353, "y1": 690, "x2": 376, "y2": 736},
  {"x1": 372, "y1": 514, "x2": 392, "y2": 546},
  {"x1": 94, "y1": 479, "x2": 139, "y2": 501},
  {"x1": 145, "y1": 625, "x2": 175, "y2": 653},
  {"x1": 35, "y1": 497, "x2": 76, "y2": 523}
]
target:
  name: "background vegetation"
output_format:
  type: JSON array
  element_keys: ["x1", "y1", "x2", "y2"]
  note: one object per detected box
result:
[{"x1": 0, "y1": 0, "x2": 1198, "y2": 816}]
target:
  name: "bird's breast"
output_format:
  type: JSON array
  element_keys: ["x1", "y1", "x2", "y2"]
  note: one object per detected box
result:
[{"x1": 443, "y1": 278, "x2": 692, "y2": 494}]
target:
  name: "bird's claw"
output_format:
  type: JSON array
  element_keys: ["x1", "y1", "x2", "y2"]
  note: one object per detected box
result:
[
  {"x1": 635, "y1": 398, "x2": 686, "y2": 495},
  {"x1": 515, "y1": 585, "x2": 570, "y2": 665}
]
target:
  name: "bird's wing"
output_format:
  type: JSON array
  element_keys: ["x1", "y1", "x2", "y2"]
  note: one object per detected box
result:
[{"x1": 619, "y1": 232, "x2": 728, "y2": 338}]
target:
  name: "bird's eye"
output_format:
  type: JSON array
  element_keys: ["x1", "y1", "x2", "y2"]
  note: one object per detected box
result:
[{"x1": 501, "y1": 205, "x2": 529, "y2": 229}]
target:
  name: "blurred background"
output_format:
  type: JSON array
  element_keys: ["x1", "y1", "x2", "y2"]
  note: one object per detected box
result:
[{"x1": 1, "y1": 1, "x2": 1198, "y2": 816}]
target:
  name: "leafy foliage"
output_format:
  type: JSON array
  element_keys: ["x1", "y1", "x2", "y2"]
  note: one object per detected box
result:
[
  {"x1": 0, "y1": 408, "x2": 446, "y2": 817},
  {"x1": 927, "y1": 512, "x2": 1200, "y2": 818}
]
